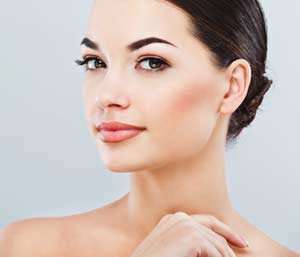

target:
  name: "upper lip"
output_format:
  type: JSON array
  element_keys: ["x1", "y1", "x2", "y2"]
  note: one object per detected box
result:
[{"x1": 96, "y1": 121, "x2": 146, "y2": 131}]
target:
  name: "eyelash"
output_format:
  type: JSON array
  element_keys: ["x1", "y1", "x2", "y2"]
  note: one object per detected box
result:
[{"x1": 74, "y1": 55, "x2": 170, "y2": 73}]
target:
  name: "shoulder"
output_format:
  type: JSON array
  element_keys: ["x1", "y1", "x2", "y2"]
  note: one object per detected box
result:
[
  {"x1": 0, "y1": 206, "x2": 132, "y2": 257},
  {"x1": 254, "y1": 232, "x2": 300, "y2": 257},
  {"x1": 0, "y1": 197, "x2": 132, "y2": 257},
  {"x1": 0, "y1": 217, "x2": 69, "y2": 257}
]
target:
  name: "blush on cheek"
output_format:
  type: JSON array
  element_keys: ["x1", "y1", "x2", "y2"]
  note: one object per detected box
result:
[
  {"x1": 158, "y1": 80, "x2": 218, "y2": 159},
  {"x1": 171, "y1": 81, "x2": 215, "y2": 112}
]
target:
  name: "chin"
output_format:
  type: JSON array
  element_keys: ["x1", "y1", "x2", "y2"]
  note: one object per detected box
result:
[{"x1": 99, "y1": 154, "x2": 152, "y2": 173}]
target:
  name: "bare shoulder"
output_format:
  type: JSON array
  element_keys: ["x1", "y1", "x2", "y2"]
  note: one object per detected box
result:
[
  {"x1": 276, "y1": 242, "x2": 300, "y2": 257},
  {"x1": 0, "y1": 213, "x2": 114, "y2": 257},
  {"x1": 0, "y1": 196, "x2": 135, "y2": 257},
  {"x1": 245, "y1": 227, "x2": 300, "y2": 257},
  {"x1": 248, "y1": 229, "x2": 300, "y2": 257},
  {"x1": 258, "y1": 230, "x2": 300, "y2": 257},
  {"x1": 230, "y1": 210, "x2": 300, "y2": 257},
  {"x1": 268, "y1": 242, "x2": 300, "y2": 257},
  {"x1": 0, "y1": 217, "x2": 68, "y2": 257}
]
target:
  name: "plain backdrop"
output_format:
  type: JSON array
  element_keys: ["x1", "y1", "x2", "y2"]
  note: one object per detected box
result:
[{"x1": 0, "y1": 0, "x2": 299, "y2": 253}]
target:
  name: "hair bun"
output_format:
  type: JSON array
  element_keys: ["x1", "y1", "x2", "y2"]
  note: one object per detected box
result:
[
  {"x1": 248, "y1": 74, "x2": 273, "y2": 110},
  {"x1": 227, "y1": 73, "x2": 273, "y2": 142}
]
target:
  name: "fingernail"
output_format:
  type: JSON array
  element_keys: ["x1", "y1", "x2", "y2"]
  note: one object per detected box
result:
[{"x1": 239, "y1": 236, "x2": 249, "y2": 247}]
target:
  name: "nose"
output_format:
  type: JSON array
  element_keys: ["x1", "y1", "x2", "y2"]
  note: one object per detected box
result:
[{"x1": 95, "y1": 77, "x2": 130, "y2": 111}]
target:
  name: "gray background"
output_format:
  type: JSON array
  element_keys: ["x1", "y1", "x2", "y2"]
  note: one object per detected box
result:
[{"x1": 0, "y1": 0, "x2": 299, "y2": 252}]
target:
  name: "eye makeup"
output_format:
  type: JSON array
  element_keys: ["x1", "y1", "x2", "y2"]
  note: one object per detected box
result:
[{"x1": 74, "y1": 55, "x2": 170, "y2": 73}]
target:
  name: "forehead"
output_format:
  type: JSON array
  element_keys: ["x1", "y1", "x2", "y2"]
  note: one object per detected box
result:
[{"x1": 86, "y1": 0, "x2": 193, "y2": 49}]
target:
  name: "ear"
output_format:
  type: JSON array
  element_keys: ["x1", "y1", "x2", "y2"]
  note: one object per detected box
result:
[{"x1": 219, "y1": 59, "x2": 252, "y2": 115}]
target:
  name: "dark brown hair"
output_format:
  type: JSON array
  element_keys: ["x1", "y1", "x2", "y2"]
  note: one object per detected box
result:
[{"x1": 164, "y1": 0, "x2": 273, "y2": 144}]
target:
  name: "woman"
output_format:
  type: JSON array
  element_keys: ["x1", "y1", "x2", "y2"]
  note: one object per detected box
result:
[{"x1": 0, "y1": 0, "x2": 299, "y2": 256}]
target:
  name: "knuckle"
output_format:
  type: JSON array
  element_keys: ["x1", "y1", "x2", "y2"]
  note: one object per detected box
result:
[
  {"x1": 173, "y1": 211, "x2": 189, "y2": 218},
  {"x1": 163, "y1": 213, "x2": 172, "y2": 220},
  {"x1": 157, "y1": 213, "x2": 172, "y2": 226},
  {"x1": 172, "y1": 212, "x2": 191, "y2": 224},
  {"x1": 207, "y1": 215, "x2": 218, "y2": 223},
  {"x1": 205, "y1": 215, "x2": 219, "y2": 229},
  {"x1": 177, "y1": 221, "x2": 200, "y2": 241},
  {"x1": 180, "y1": 219, "x2": 196, "y2": 232}
]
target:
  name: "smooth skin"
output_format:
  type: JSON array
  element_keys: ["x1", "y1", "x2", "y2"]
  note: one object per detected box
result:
[
  {"x1": 129, "y1": 212, "x2": 248, "y2": 257},
  {"x1": 0, "y1": 212, "x2": 249, "y2": 257},
  {"x1": 1, "y1": 0, "x2": 299, "y2": 256}
]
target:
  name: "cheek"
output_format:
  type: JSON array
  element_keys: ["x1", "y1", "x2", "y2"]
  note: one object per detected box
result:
[
  {"x1": 152, "y1": 79, "x2": 219, "y2": 156},
  {"x1": 168, "y1": 80, "x2": 218, "y2": 120},
  {"x1": 172, "y1": 83, "x2": 208, "y2": 112}
]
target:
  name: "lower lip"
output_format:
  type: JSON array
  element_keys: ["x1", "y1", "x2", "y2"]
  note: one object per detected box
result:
[{"x1": 99, "y1": 129, "x2": 145, "y2": 143}]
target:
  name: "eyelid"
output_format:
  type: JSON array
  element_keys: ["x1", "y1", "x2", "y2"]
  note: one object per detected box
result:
[
  {"x1": 136, "y1": 54, "x2": 170, "y2": 65},
  {"x1": 81, "y1": 50, "x2": 171, "y2": 64},
  {"x1": 76, "y1": 53, "x2": 171, "y2": 72},
  {"x1": 81, "y1": 54, "x2": 102, "y2": 61}
]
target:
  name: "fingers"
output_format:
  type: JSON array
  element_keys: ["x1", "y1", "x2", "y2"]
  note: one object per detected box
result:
[
  {"x1": 197, "y1": 239, "x2": 223, "y2": 257},
  {"x1": 160, "y1": 211, "x2": 246, "y2": 256},
  {"x1": 201, "y1": 226, "x2": 237, "y2": 257},
  {"x1": 173, "y1": 211, "x2": 192, "y2": 220},
  {"x1": 151, "y1": 212, "x2": 191, "y2": 238},
  {"x1": 190, "y1": 214, "x2": 248, "y2": 248}
]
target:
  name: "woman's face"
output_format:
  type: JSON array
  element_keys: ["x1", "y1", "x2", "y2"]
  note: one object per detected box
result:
[{"x1": 81, "y1": 0, "x2": 228, "y2": 172}]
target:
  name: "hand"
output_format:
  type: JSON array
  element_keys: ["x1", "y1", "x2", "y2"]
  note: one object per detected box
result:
[{"x1": 129, "y1": 211, "x2": 248, "y2": 257}]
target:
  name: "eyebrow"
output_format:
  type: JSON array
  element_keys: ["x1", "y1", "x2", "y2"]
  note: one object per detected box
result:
[{"x1": 80, "y1": 36, "x2": 178, "y2": 52}]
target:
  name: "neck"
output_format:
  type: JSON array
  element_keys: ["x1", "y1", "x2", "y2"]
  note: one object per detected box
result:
[{"x1": 124, "y1": 119, "x2": 235, "y2": 238}]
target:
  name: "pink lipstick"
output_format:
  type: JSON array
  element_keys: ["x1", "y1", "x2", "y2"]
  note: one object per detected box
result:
[{"x1": 96, "y1": 121, "x2": 146, "y2": 143}]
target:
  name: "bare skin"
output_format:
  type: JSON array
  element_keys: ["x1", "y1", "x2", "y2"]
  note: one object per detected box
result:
[
  {"x1": 1, "y1": 199, "x2": 298, "y2": 257},
  {"x1": 1, "y1": 0, "x2": 299, "y2": 256}
]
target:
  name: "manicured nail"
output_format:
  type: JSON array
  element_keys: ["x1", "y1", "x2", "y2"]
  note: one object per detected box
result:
[{"x1": 240, "y1": 236, "x2": 249, "y2": 247}]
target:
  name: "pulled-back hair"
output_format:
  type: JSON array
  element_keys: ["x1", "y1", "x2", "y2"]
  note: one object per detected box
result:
[{"x1": 164, "y1": 0, "x2": 273, "y2": 144}]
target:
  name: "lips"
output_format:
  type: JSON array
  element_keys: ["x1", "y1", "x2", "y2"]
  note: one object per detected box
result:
[
  {"x1": 96, "y1": 121, "x2": 146, "y2": 143},
  {"x1": 96, "y1": 121, "x2": 146, "y2": 132}
]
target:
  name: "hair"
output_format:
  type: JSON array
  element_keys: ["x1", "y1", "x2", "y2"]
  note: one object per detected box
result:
[{"x1": 163, "y1": 0, "x2": 273, "y2": 145}]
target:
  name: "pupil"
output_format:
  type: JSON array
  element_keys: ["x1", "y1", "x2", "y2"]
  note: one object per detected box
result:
[
  {"x1": 150, "y1": 59, "x2": 161, "y2": 69},
  {"x1": 95, "y1": 60, "x2": 102, "y2": 68}
]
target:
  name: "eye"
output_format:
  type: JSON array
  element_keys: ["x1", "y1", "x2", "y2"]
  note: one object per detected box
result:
[
  {"x1": 74, "y1": 56, "x2": 105, "y2": 71},
  {"x1": 137, "y1": 57, "x2": 169, "y2": 72},
  {"x1": 74, "y1": 56, "x2": 170, "y2": 73}
]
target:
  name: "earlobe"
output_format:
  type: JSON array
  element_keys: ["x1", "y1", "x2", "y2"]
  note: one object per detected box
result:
[{"x1": 219, "y1": 59, "x2": 252, "y2": 115}]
